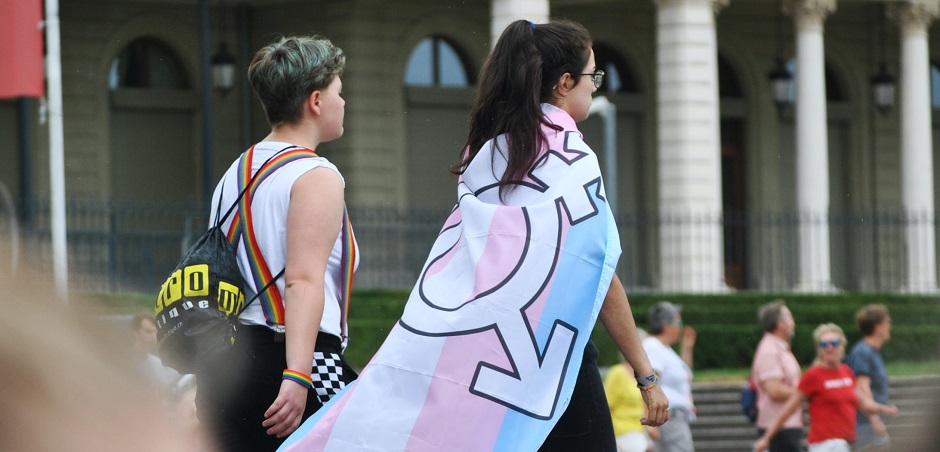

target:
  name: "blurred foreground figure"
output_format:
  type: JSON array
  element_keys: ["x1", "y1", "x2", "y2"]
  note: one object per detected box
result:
[{"x1": 0, "y1": 242, "x2": 204, "y2": 452}]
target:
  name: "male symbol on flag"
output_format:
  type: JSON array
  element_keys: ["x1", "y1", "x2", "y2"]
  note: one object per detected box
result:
[{"x1": 0, "y1": 0, "x2": 45, "y2": 99}]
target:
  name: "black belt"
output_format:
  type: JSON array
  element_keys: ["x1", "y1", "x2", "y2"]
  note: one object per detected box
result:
[{"x1": 239, "y1": 324, "x2": 341, "y2": 349}]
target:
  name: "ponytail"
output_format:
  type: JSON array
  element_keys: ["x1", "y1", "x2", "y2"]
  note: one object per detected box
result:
[{"x1": 452, "y1": 19, "x2": 592, "y2": 201}]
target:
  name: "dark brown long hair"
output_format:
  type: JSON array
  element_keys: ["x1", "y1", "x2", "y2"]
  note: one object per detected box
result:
[{"x1": 451, "y1": 19, "x2": 592, "y2": 200}]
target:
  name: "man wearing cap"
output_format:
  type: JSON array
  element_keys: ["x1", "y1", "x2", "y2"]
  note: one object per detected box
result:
[{"x1": 642, "y1": 301, "x2": 696, "y2": 452}]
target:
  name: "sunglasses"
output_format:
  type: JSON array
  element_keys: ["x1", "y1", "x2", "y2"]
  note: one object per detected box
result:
[
  {"x1": 581, "y1": 70, "x2": 605, "y2": 89},
  {"x1": 818, "y1": 339, "x2": 843, "y2": 348}
]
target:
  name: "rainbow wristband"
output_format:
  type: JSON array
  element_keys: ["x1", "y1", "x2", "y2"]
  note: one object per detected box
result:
[{"x1": 282, "y1": 369, "x2": 313, "y2": 389}]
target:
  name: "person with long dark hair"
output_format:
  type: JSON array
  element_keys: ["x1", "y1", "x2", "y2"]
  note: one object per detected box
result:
[{"x1": 452, "y1": 19, "x2": 669, "y2": 450}]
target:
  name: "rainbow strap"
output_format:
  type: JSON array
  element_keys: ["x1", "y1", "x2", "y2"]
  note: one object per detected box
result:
[
  {"x1": 338, "y1": 208, "x2": 356, "y2": 342},
  {"x1": 283, "y1": 369, "x2": 313, "y2": 389},
  {"x1": 226, "y1": 146, "x2": 357, "y2": 332},
  {"x1": 226, "y1": 145, "x2": 319, "y2": 326}
]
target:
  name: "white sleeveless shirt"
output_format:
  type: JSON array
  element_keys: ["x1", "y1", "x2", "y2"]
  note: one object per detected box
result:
[{"x1": 209, "y1": 141, "x2": 359, "y2": 345}]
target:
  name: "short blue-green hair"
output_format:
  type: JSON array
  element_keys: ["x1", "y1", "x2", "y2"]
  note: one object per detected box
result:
[{"x1": 248, "y1": 35, "x2": 345, "y2": 127}]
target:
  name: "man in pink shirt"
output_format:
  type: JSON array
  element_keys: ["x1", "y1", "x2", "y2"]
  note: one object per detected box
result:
[{"x1": 751, "y1": 300, "x2": 803, "y2": 452}]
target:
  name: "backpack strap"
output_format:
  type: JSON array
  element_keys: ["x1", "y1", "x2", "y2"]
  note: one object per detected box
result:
[
  {"x1": 215, "y1": 144, "x2": 295, "y2": 228},
  {"x1": 226, "y1": 145, "x2": 319, "y2": 327},
  {"x1": 337, "y1": 207, "x2": 356, "y2": 344}
]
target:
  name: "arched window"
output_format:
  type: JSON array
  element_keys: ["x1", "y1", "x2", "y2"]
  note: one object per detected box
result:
[
  {"x1": 404, "y1": 36, "x2": 472, "y2": 87},
  {"x1": 785, "y1": 59, "x2": 847, "y2": 102},
  {"x1": 108, "y1": 38, "x2": 188, "y2": 90},
  {"x1": 593, "y1": 43, "x2": 638, "y2": 94},
  {"x1": 930, "y1": 63, "x2": 940, "y2": 109}
]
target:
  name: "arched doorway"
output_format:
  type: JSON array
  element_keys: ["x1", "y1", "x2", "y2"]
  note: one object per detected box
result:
[
  {"x1": 929, "y1": 62, "x2": 940, "y2": 284},
  {"x1": 107, "y1": 37, "x2": 196, "y2": 290},
  {"x1": 108, "y1": 37, "x2": 196, "y2": 205},
  {"x1": 718, "y1": 54, "x2": 748, "y2": 289}
]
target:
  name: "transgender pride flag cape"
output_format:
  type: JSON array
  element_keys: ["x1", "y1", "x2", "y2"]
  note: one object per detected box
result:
[{"x1": 280, "y1": 104, "x2": 621, "y2": 451}]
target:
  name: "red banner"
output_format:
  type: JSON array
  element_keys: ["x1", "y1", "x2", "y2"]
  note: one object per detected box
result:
[{"x1": 0, "y1": 0, "x2": 45, "y2": 98}]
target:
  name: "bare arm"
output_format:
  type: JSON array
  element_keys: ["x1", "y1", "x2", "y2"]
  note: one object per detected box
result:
[
  {"x1": 856, "y1": 376, "x2": 898, "y2": 419},
  {"x1": 262, "y1": 168, "x2": 345, "y2": 438},
  {"x1": 599, "y1": 273, "x2": 669, "y2": 426},
  {"x1": 680, "y1": 325, "x2": 696, "y2": 369},
  {"x1": 760, "y1": 378, "x2": 796, "y2": 402}
]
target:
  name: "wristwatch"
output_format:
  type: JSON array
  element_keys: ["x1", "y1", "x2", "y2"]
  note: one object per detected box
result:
[{"x1": 636, "y1": 371, "x2": 659, "y2": 388}]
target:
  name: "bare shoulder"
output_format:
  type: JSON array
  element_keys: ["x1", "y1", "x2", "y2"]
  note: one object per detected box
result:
[{"x1": 292, "y1": 166, "x2": 344, "y2": 199}]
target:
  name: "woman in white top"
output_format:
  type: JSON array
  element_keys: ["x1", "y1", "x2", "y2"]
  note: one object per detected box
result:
[{"x1": 643, "y1": 301, "x2": 697, "y2": 452}]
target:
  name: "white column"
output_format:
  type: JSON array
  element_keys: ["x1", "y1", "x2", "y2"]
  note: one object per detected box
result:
[
  {"x1": 893, "y1": 1, "x2": 939, "y2": 292},
  {"x1": 655, "y1": 0, "x2": 728, "y2": 292},
  {"x1": 491, "y1": 0, "x2": 549, "y2": 49},
  {"x1": 785, "y1": 0, "x2": 836, "y2": 292}
]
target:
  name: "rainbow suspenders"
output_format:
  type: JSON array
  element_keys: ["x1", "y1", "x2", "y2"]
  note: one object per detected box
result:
[{"x1": 225, "y1": 145, "x2": 356, "y2": 341}]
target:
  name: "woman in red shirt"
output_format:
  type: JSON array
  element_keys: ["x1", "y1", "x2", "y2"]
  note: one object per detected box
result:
[{"x1": 754, "y1": 323, "x2": 897, "y2": 452}]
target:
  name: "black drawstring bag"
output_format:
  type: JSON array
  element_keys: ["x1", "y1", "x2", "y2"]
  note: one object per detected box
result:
[{"x1": 154, "y1": 148, "x2": 289, "y2": 374}]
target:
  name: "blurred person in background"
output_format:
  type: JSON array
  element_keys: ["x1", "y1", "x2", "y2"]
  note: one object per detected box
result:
[
  {"x1": 755, "y1": 323, "x2": 897, "y2": 452},
  {"x1": 845, "y1": 304, "x2": 897, "y2": 451},
  {"x1": 605, "y1": 333, "x2": 661, "y2": 452},
  {"x1": 0, "y1": 243, "x2": 203, "y2": 451},
  {"x1": 751, "y1": 300, "x2": 803, "y2": 452},
  {"x1": 643, "y1": 301, "x2": 697, "y2": 452},
  {"x1": 131, "y1": 312, "x2": 178, "y2": 395}
]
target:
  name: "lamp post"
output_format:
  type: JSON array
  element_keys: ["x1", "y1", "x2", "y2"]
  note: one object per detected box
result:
[
  {"x1": 871, "y1": 6, "x2": 895, "y2": 115},
  {"x1": 871, "y1": 63, "x2": 896, "y2": 115},
  {"x1": 211, "y1": 43, "x2": 236, "y2": 95},
  {"x1": 768, "y1": 58, "x2": 793, "y2": 118},
  {"x1": 769, "y1": 1, "x2": 793, "y2": 118}
]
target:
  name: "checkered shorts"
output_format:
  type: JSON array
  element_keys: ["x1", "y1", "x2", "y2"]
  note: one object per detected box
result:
[{"x1": 311, "y1": 351, "x2": 346, "y2": 403}]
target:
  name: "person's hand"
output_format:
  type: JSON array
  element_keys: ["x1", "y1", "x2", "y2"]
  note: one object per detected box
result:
[
  {"x1": 881, "y1": 404, "x2": 899, "y2": 418},
  {"x1": 262, "y1": 380, "x2": 309, "y2": 438},
  {"x1": 753, "y1": 434, "x2": 770, "y2": 452},
  {"x1": 681, "y1": 325, "x2": 697, "y2": 349},
  {"x1": 639, "y1": 384, "x2": 670, "y2": 427}
]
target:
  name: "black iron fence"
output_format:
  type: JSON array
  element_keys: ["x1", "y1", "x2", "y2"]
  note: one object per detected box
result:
[{"x1": 1, "y1": 199, "x2": 936, "y2": 295}]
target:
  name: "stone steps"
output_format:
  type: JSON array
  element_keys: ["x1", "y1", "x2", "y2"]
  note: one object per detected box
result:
[{"x1": 687, "y1": 375, "x2": 940, "y2": 451}]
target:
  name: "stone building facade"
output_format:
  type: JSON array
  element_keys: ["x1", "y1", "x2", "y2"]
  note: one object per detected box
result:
[{"x1": 2, "y1": 0, "x2": 940, "y2": 293}]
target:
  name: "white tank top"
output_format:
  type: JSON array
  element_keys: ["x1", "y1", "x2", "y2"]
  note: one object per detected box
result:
[{"x1": 209, "y1": 141, "x2": 359, "y2": 345}]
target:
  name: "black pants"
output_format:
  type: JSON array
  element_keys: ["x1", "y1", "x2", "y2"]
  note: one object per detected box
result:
[
  {"x1": 195, "y1": 326, "x2": 356, "y2": 452},
  {"x1": 540, "y1": 340, "x2": 617, "y2": 451},
  {"x1": 758, "y1": 427, "x2": 805, "y2": 452}
]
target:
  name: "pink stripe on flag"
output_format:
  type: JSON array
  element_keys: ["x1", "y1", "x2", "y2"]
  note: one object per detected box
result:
[
  {"x1": 440, "y1": 207, "x2": 462, "y2": 231},
  {"x1": 469, "y1": 206, "x2": 527, "y2": 298},
  {"x1": 424, "y1": 237, "x2": 461, "y2": 279},
  {"x1": 284, "y1": 381, "x2": 361, "y2": 452},
  {"x1": 425, "y1": 208, "x2": 466, "y2": 278},
  {"x1": 406, "y1": 329, "x2": 510, "y2": 451}
]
